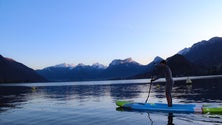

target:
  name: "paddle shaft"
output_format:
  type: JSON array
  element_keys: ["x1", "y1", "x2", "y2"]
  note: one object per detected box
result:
[{"x1": 145, "y1": 80, "x2": 152, "y2": 103}]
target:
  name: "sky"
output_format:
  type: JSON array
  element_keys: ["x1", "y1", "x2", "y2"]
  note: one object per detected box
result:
[{"x1": 1, "y1": 0, "x2": 222, "y2": 69}]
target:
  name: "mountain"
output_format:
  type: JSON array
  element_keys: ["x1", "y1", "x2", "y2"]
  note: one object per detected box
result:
[
  {"x1": 101, "y1": 58, "x2": 146, "y2": 80},
  {"x1": 109, "y1": 58, "x2": 137, "y2": 66},
  {"x1": 177, "y1": 48, "x2": 190, "y2": 55},
  {"x1": 129, "y1": 56, "x2": 164, "y2": 79},
  {"x1": 92, "y1": 63, "x2": 107, "y2": 69},
  {"x1": 179, "y1": 37, "x2": 222, "y2": 66},
  {"x1": 37, "y1": 36, "x2": 222, "y2": 81},
  {"x1": 0, "y1": 55, "x2": 47, "y2": 83},
  {"x1": 2, "y1": 36, "x2": 222, "y2": 83},
  {"x1": 131, "y1": 54, "x2": 207, "y2": 79},
  {"x1": 166, "y1": 54, "x2": 206, "y2": 76},
  {"x1": 37, "y1": 62, "x2": 107, "y2": 81},
  {"x1": 53, "y1": 63, "x2": 76, "y2": 69},
  {"x1": 36, "y1": 65, "x2": 73, "y2": 82},
  {"x1": 36, "y1": 58, "x2": 146, "y2": 81}
]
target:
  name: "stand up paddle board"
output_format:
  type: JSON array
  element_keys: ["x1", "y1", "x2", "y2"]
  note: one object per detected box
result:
[{"x1": 116, "y1": 101, "x2": 222, "y2": 114}]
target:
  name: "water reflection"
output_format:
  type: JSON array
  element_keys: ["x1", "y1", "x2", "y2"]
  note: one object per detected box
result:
[
  {"x1": 109, "y1": 84, "x2": 145, "y2": 100},
  {"x1": 177, "y1": 78, "x2": 222, "y2": 103},
  {"x1": 167, "y1": 113, "x2": 174, "y2": 125},
  {"x1": 1, "y1": 78, "x2": 222, "y2": 113},
  {"x1": 0, "y1": 86, "x2": 32, "y2": 112},
  {"x1": 147, "y1": 113, "x2": 154, "y2": 125},
  {"x1": 152, "y1": 78, "x2": 222, "y2": 103},
  {"x1": 36, "y1": 84, "x2": 144, "y2": 102},
  {"x1": 0, "y1": 83, "x2": 145, "y2": 113},
  {"x1": 147, "y1": 112, "x2": 174, "y2": 125},
  {"x1": 116, "y1": 108, "x2": 174, "y2": 125}
]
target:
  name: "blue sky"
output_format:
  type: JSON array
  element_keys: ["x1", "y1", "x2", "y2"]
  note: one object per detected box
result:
[{"x1": 1, "y1": 0, "x2": 222, "y2": 69}]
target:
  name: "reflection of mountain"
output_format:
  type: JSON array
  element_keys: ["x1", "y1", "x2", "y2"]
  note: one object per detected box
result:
[
  {"x1": 0, "y1": 55, "x2": 47, "y2": 83},
  {"x1": 38, "y1": 85, "x2": 111, "y2": 101},
  {"x1": 109, "y1": 84, "x2": 145, "y2": 100},
  {"x1": 1, "y1": 78, "x2": 222, "y2": 113},
  {"x1": 37, "y1": 84, "x2": 144, "y2": 101},
  {"x1": 0, "y1": 86, "x2": 31, "y2": 112},
  {"x1": 152, "y1": 77, "x2": 222, "y2": 103}
]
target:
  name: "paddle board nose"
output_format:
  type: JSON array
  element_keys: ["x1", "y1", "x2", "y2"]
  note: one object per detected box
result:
[{"x1": 116, "y1": 101, "x2": 131, "y2": 107}]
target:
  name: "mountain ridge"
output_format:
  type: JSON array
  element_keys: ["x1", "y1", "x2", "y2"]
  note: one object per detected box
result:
[
  {"x1": 1, "y1": 36, "x2": 222, "y2": 83},
  {"x1": 37, "y1": 36, "x2": 222, "y2": 81},
  {"x1": 178, "y1": 36, "x2": 222, "y2": 66},
  {"x1": 36, "y1": 58, "x2": 146, "y2": 81},
  {"x1": 0, "y1": 55, "x2": 47, "y2": 83}
]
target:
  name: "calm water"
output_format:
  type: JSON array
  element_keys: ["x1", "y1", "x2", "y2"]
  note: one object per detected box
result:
[{"x1": 1, "y1": 78, "x2": 222, "y2": 125}]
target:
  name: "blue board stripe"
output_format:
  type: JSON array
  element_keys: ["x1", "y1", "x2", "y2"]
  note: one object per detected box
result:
[{"x1": 123, "y1": 102, "x2": 197, "y2": 113}]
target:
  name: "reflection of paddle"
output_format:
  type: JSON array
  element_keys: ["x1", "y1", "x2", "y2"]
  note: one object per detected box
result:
[
  {"x1": 147, "y1": 113, "x2": 154, "y2": 125},
  {"x1": 144, "y1": 80, "x2": 152, "y2": 104}
]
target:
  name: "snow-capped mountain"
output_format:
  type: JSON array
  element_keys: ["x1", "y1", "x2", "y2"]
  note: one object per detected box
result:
[
  {"x1": 36, "y1": 58, "x2": 146, "y2": 81},
  {"x1": 42, "y1": 63, "x2": 75, "y2": 71},
  {"x1": 178, "y1": 37, "x2": 222, "y2": 55},
  {"x1": 109, "y1": 57, "x2": 139, "y2": 66},
  {"x1": 42, "y1": 62, "x2": 106, "y2": 72},
  {"x1": 76, "y1": 63, "x2": 86, "y2": 67},
  {"x1": 54, "y1": 63, "x2": 76, "y2": 68},
  {"x1": 102, "y1": 58, "x2": 146, "y2": 79},
  {"x1": 92, "y1": 63, "x2": 107, "y2": 69},
  {"x1": 177, "y1": 48, "x2": 191, "y2": 55},
  {"x1": 152, "y1": 56, "x2": 164, "y2": 64}
]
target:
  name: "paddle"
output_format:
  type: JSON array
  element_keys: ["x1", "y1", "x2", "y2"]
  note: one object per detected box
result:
[{"x1": 144, "y1": 79, "x2": 153, "y2": 104}]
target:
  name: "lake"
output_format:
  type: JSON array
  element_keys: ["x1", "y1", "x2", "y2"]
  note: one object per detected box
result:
[{"x1": 1, "y1": 77, "x2": 222, "y2": 125}]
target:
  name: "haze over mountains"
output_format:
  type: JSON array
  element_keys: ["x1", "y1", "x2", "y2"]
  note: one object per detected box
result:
[{"x1": 1, "y1": 36, "x2": 222, "y2": 83}]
